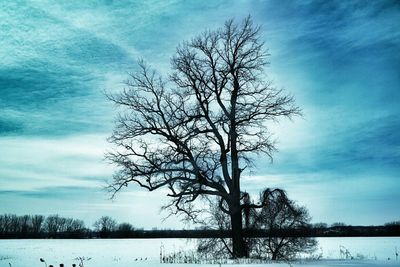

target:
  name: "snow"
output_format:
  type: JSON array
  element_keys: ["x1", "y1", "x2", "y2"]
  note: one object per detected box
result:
[{"x1": 0, "y1": 237, "x2": 399, "y2": 267}]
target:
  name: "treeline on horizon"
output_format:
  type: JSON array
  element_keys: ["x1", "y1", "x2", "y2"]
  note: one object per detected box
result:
[{"x1": 0, "y1": 214, "x2": 399, "y2": 239}]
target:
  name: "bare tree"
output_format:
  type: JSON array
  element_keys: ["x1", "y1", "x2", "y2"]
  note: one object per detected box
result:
[
  {"x1": 0, "y1": 215, "x2": 6, "y2": 234},
  {"x1": 117, "y1": 222, "x2": 134, "y2": 232},
  {"x1": 250, "y1": 189, "x2": 317, "y2": 260},
  {"x1": 9, "y1": 214, "x2": 19, "y2": 233},
  {"x1": 62, "y1": 218, "x2": 85, "y2": 233},
  {"x1": 44, "y1": 215, "x2": 65, "y2": 237},
  {"x1": 198, "y1": 189, "x2": 316, "y2": 260},
  {"x1": 19, "y1": 215, "x2": 31, "y2": 235},
  {"x1": 117, "y1": 222, "x2": 134, "y2": 237},
  {"x1": 31, "y1": 215, "x2": 44, "y2": 234},
  {"x1": 93, "y1": 216, "x2": 117, "y2": 237},
  {"x1": 107, "y1": 16, "x2": 300, "y2": 257}
]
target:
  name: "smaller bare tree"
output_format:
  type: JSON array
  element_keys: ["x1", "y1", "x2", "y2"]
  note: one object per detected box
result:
[
  {"x1": 31, "y1": 215, "x2": 44, "y2": 234},
  {"x1": 93, "y1": 216, "x2": 117, "y2": 237},
  {"x1": 44, "y1": 215, "x2": 64, "y2": 237},
  {"x1": 250, "y1": 189, "x2": 317, "y2": 260},
  {"x1": 197, "y1": 189, "x2": 317, "y2": 261}
]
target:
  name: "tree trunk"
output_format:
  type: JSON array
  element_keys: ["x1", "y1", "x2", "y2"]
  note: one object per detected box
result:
[
  {"x1": 230, "y1": 202, "x2": 248, "y2": 258},
  {"x1": 271, "y1": 251, "x2": 278, "y2": 260}
]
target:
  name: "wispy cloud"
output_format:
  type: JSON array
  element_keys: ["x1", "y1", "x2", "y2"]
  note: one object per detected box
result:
[
  {"x1": 262, "y1": 114, "x2": 400, "y2": 176},
  {"x1": 0, "y1": 135, "x2": 111, "y2": 192}
]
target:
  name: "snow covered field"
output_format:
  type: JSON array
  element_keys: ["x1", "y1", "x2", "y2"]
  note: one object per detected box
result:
[{"x1": 0, "y1": 237, "x2": 399, "y2": 267}]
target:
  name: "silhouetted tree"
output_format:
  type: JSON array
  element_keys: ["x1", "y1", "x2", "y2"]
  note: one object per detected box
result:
[
  {"x1": 31, "y1": 215, "x2": 44, "y2": 234},
  {"x1": 198, "y1": 189, "x2": 316, "y2": 260},
  {"x1": 118, "y1": 222, "x2": 134, "y2": 232},
  {"x1": 65, "y1": 219, "x2": 86, "y2": 237},
  {"x1": 0, "y1": 215, "x2": 6, "y2": 234},
  {"x1": 44, "y1": 215, "x2": 65, "y2": 237},
  {"x1": 331, "y1": 222, "x2": 347, "y2": 227},
  {"x1": 19, "y1": 215, "x2": 30, "y2": 235},
  {"x1": 312, "y1": 222, "x2": 328, "y2": 229},
  {"x1": 9, "y1": 214, "x2": 19, "y2": 233},
  {"x1": 107, "y1": 16, "x2": 300, "y2": 257},
  {"x1": 117, "y1": 222, "x2": 134, "y2": 237},
  {"x1": 384, "y1": 221, "x2": 400, "y2": 226},
  {"x1": 249, "y1": 189, "x2": 317, "y2": 260},
  {"x1": 93, "y1": 216, "x2": 117, "y2": 237}
]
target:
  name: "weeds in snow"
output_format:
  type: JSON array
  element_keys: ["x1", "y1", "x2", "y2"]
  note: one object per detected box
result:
[
  {"x1": 40, "y1": 258, "x2": 47, "y2": 267},
  {"x1": 74, "y1": 256, "x2": 91, "y2": 267},
  {"x1": 0, "y1": 256, "x2": 12, "y2": 261},
  {"x1": 39, "y1": 257, "x2": 91, "y2": 267}
]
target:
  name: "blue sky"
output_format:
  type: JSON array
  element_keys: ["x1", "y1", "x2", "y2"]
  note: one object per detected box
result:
[{"x1": 1, "y1": 0, "x2": 399, "y2": 228}]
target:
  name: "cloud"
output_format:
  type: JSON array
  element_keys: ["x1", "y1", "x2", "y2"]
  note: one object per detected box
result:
[
  {"x1": 265, "y1": 114, "x2": 400, "y2": 176},
  {"x1": 0, "y1": 63, "x2": 87, "y2": 107},
  {"x1": 0, "y1": 118, "x2": 23, "y2": 135},
  {"x1": 255, "y1": 0, "x2": 400, "y2": 110},
  {"x1": 0, "y1": 134, "x2": 113, "y2": 192},
  {"x1": 258, "y1": 0, "x2": 400, "y2": 55},
  {"x1": 0, "y1": 186, "x2": 100, "y2": 199},
  {"x1": 0, "y1": 1, "x2": 137, "y2": 137}
]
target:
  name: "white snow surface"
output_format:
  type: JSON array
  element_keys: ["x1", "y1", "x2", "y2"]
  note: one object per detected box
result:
[{"x1": 0, "y1": 237, "x2": 399, "y2": 267}]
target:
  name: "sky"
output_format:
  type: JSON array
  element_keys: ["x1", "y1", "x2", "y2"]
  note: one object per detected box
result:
[{"x1": 1, "y1": 0, "x2": 399, "y2": 229}]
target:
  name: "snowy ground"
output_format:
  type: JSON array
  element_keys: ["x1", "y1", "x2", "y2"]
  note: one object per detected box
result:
[{"x1": 0, "y1": 237, "x2": 399, "y2": 267}]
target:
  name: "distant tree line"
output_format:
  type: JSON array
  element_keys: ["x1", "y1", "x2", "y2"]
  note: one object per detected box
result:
[
  {"x1": 0, "y1": 214, "x2": 88, "y2": 238},
  {"x1": 0, "y1": 214, "x2": 130, "y2": 239},
  {"x1": 0, "y1": 213, "x2": 399, "y2": 239},
  {"x1": 310, "y1": 221, "x2": 400, "y2": 237}
]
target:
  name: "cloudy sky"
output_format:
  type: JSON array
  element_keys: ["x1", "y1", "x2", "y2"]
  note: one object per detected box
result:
[{"x1": 1, "y1": 0, "x2": 399, "y2": 228}]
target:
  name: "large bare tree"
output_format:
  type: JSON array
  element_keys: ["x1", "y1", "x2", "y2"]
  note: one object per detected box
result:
[{"x1": 107, "y1": 16, "x2": 300, "y2": 257}]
